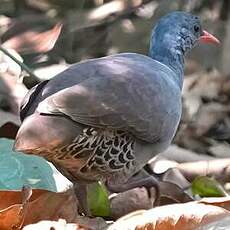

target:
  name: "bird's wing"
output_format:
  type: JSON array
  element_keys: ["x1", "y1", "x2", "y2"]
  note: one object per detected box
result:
[
  {"x1": 37, "y1": 53, "x2": 181, "y2": 143},
  {"x1": 20, "y1": 80, "x2": 49, "y2": 121}
]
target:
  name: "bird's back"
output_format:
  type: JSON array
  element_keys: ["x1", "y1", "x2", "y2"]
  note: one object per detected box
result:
[{"x1": 37, "y1": 53, "x2": 181, "y2": 142}]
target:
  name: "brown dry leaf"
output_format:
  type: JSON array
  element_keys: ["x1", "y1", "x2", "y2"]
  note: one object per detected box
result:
[
  {"x1": 199, "y1": 197, "x2": 230, "y2": 212},
  {"x1": 110, "y1": 187, "x2": 152, "y2": 219},
  {"x1": 161, "y1": 168, "x2": 190, "y2": 191},
  {"x1": 0, "y1": 110, "x2": 20, "y2": 138},
  {"x1": 108, "y1": 202, "x2": 230, "y2": 230},
  {"x1": 0, "y1": 186, "x2": 78, "y2": 229},
  {"x1": 24, "y1": 188, "x2": 78, "y2": 226},
  {"x1": 2, "y1": 23, "x2": 62, "y2": 54},
  {"x1": 0, "y1": 186, "x2": 32, "y2": 230}
]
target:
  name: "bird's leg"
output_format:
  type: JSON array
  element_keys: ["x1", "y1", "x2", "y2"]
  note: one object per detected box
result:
[
  {"x1": 107, "y1": 165, "x2": 193, "y2": 206},
  {"x1": 74, "y1": 183, "x2": 91, "y2": 216},
  {"x1": 106, "y1": 169, "x2": 161, "y2": 206},
  {"x1": 51, "y1": 163, "x2": 91, "y2": 216}
]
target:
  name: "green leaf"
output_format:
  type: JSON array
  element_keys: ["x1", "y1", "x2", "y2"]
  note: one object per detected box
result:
[
  {"x1": 87, "y1": 181, "x2": 111, "y2": 217},
  {"x1": 191, "y1": 176, "x2": 228, "y2": 197},
  {"x1": 0, "y1": 138, "x2": 57, "y2": 191}
]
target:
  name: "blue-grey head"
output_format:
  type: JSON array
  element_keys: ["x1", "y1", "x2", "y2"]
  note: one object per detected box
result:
[{"x1": 149, "y1": 11, "x2": 219, "y2": 87}]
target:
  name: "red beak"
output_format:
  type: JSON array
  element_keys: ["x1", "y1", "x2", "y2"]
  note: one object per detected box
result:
[{"x1": 199, "y1": 30, "x2": 220, "y2": 45}]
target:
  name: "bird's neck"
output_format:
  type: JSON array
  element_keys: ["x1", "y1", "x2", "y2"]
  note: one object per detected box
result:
[{"x1": 148, "y1": 40, "x2": 184, "y2": 90}]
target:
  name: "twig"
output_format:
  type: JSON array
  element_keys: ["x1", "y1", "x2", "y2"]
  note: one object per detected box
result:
[
  {"x1": 160, "y1": 145, "x2": 214, "y2": 163},
  {"x1": 178, "y1": 158, "x2": 230, "y2": 182},
  {"x1": 0, "y1": 45, "x2": 38, "y2": 79}
]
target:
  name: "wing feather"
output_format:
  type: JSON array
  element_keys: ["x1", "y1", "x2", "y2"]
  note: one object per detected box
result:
[{"x1": 37, "y1": 53, "x2": 181, "y2": 143}]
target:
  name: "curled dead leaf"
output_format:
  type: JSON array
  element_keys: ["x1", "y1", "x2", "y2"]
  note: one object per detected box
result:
[
  {"x1": 0, "y1": 186, "x2": 78, "y2": 229},
  {"x1": 2, "y1": 23, "x2": 62, "y2": 54},
  {"x1": 0, "y1": 186, "x2": 32, "y2": 230},
  {"x1": 110, "y1": 187, "x2": 152, "y2": 219},
  {"x1": 108, "y1": 202, "x2": 230, "y2": 230},
  {"x1": 0, "y1": 110, "x2": 20, "y2": 138},
  {"x1": 199, "y1": 197, "x2": 230, "y2": 212}
]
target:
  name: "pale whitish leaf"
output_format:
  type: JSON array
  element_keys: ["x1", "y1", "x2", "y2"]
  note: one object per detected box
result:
[{"x1": 108, "y1": 202, "x2": 230, "y2": 230}]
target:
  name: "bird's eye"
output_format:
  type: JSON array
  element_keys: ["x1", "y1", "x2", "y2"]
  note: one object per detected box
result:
[{"x1": 194, "y1": 25, "x2": 200, "y2": 33}]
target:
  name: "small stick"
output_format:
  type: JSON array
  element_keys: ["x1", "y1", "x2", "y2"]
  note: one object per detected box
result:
[{"x1": 0, "y1": 45, "x2": 38, "y2": 79}]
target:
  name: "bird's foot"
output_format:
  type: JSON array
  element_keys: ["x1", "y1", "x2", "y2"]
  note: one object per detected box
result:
[
  {"x1": 106, "y1": 170, "x2": 161, "y2": 207},
  {"x1": 74, "y1": 183, "x2": 92, "y2": 216}
]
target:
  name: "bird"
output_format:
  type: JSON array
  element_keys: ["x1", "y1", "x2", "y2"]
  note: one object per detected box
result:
[{"x1": 14, "y1": 11, "x2": 219, "y2": 213}]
